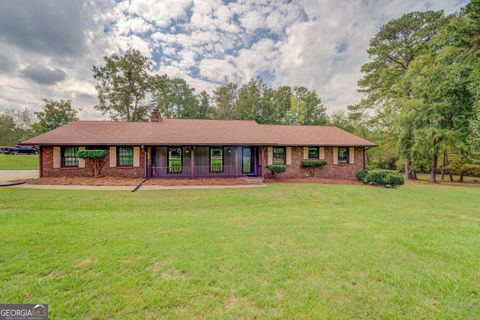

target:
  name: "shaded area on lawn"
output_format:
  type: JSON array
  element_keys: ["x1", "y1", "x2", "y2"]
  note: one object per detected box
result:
[{"x1": 415, "y1": 173, "x2": 480, "y2": 186}]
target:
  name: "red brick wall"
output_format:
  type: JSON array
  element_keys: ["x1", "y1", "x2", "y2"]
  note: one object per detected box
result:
[
  {"x1": 262, "y1": 146, "x2": 364, "y2": 180},
  {"x1": 40, "y1": 146, "x2": 145, "y2": 178}
]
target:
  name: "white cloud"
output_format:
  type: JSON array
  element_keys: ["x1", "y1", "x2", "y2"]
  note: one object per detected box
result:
[
  {"x1": 125, "y1": 0, "x2": 192, "y2": 27},
  {"x1": 236, "y1": 39, "x2": 279, "y2": 80},
  {"x1": 116, "y1": 16, "x2": 153, "y2": 34},
  {"x1": 198, "y1": 59, "x2": 236, "y2": 82},
  {"x1": 116, "y1": 34, "x2": 151, "y2": 57}
]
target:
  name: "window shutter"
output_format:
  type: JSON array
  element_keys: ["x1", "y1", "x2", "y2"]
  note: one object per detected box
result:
[
  {"x1": 53, "y1": 147, "x2": 61, "y2": 168},
  {"x1": 303, "y1": 147, "x2": 308, "y2": 159},
  {"x1": 267, "y1": 147, "x2": 273, "y2": 165},
  {"x1": 286, "y1": 147, "x2": 292, "y2": 165},
  {"x1": 333, "y1": 147, "x2": 338, "y2": 165},
  {"x1": 78, "y1": 146, "x2": 85, "y2": 168},
  {"x1": 133, "y1": 147, "x2": 140, "y2": 167},
  {"x1": 109, "y1": 147, "x2": 116, "y2": 167},
  {"x1": 320, "y1": 147, "x2": 325, "y2": 160},
  {"x1": 349, "y1": 147, "x2": 355, "y2": 164}
]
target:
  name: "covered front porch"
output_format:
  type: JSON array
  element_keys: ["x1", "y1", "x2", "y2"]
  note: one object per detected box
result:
[{"x1": 146, "y1": 146, "x2": 264, "y2": 179}]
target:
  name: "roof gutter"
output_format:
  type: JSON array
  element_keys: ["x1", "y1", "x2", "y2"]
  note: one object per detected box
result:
[{"x1": 20, "y1": 142, "x2": 378, "y2": 147}]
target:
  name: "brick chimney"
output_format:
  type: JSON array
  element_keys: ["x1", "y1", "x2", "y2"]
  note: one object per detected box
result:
[{"x1": 150, "y1": 108, "x2": 161, "y2": 122}]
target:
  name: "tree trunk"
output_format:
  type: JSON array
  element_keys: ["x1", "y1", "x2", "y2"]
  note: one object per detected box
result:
[
  {"x1": 92, "y1": 158, "x2": 105, "y2": 177},
  {"x1": 411, "y1": 170, "x2": 417, "y2": 180},
  {"x1": 404, "y1": 160, "x2": 410, "y2": 181},
  {"x1": 430, "y1": 151, "x2": 438, "y2": 183},
  {"x1": 133, "y1": 97, "x2": 139, "y2": 121},
  {"x1": 441, "y1": 150, "x2": 447, "y2": 180},
  {"x1": 460, "y1": 171, "x2": 464, "y2": 183},
  {"x1": 449, "y1": 170, "x2": 453, "y2": 182}
]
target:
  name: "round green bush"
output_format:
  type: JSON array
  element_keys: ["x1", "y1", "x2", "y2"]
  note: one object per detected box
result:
[
  {"x1": 356, "y1": 169, "x2": 368, "y2": 182},
  {"x1": 356, "y1": 168, "x2": 404, "y2": 187},
  {"x1": 267, "y1": 164, "x2": 286, "y2": 176}
]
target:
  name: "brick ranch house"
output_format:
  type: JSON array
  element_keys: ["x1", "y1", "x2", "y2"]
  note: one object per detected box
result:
[{"x1": 21, "y1": 114, "x2": 375, "y2": 181}]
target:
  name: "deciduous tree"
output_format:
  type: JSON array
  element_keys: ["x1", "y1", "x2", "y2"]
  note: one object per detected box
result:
[
  {"x1": 33, "y1": 99, "x2": 79, "y2": 134},
  {"x1": 93, "y1": 49, "x2": 151, "y2": 121}
]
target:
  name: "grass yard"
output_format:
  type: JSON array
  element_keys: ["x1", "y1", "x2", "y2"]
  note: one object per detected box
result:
[
  {"x1": 0, "y1": 183, "x2": 479, "y2": 319},
  {"x1": 0, "y1": 154, "x2": 38, "y2": 170},
  {"x1": 417, "y1": 172, "x2": 479, "y2": 183}
]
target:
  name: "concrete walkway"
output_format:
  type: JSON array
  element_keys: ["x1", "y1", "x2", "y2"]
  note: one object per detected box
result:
[
  {"x1": 12, "y1": 183, "x2": 267, "y2": 191},
  {"x1": 0, "y1": 170, "x2": 38, "y2": 184}
]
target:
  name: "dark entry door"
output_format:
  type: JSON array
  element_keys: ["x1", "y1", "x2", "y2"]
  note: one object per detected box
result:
[{"x1": 242, "y1": 147, "x2": 254, "y2": 174}]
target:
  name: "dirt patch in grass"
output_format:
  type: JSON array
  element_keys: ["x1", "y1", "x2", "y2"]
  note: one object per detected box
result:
[
  {"x1": 161, "y1": 269, "x2": 186, "y2": 280},
  {"x1": 28, "y1": 177, "x2": 142, "y2": 186},
  {"x1": 121, "y1": 257, "x2": 140, "y2": 264},
  {"x1": 265, "y1": 177, "x2": 362, "y2": 185},
  {"x1": 144, "y1": 178, "x2": 250, "y2": 186},
  {"x1": 76, "y1": 258, "x2": 97, "y2": 267}
]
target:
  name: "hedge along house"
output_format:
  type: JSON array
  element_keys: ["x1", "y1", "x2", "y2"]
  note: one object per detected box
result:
[{"x1": 21, "y1": 112, "x2": 376, "y2": 180}]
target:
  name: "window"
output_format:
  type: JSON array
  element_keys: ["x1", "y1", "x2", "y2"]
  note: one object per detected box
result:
[
  {"x1": 168, "y1": 147, "x2": 182, "y2": 173},
  {"x1": 117, "y1": 146, "x2": 133, "y2": 167},
  {"x1": 273, "y1": 147, "x2": 286, "y2": 165},
  {"x1": 308, "y1": 147, "x2": 319, "y2": 159},
  {"x1": 210, "y1": 147, "x2": 223, "y2": 172},
  {"x1": 62, "y1": 147, "x2": 79, "y2": 167},
  {"x1": 338, "y1": 147, "x2": 349, "y2": 164}
]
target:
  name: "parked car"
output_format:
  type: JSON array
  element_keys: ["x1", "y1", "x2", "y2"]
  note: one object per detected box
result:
[
  {"x1": 9, "y1": 145, "x2": 39, "y2": 155},
  {"x1": 0, "y1": 146, "x2": 11, "y2": 154}
]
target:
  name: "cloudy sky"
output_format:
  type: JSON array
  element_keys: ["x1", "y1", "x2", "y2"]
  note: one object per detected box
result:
[{"x1": 0, "y1": 0, "x2": 466, "y2": 119}]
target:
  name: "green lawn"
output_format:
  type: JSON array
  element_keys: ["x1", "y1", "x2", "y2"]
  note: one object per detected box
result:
[
  {"x1": 0, "y1": 183, "x2": 479, "y2": 319},
  {"x1": 0, "y1": 154, "x2": 38, "y2": 170}
]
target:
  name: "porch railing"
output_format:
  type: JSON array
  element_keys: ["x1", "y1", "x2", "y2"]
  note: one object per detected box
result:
[{"x1": 150, "y1": 165, "x2": 239, "y2": 179}]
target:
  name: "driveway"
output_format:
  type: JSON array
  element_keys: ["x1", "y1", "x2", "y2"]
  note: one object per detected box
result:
[{"x1": 0, "y1": 170, "x2": 38, "y2": 184}]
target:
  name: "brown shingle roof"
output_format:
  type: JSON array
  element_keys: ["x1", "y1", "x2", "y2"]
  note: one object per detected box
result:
[
  {"x1": 260, "y1": 124, "x2": 376, "y2": 146},
  {"x1": 21, "y1": 119, "x2": 376, "y2": 147}
]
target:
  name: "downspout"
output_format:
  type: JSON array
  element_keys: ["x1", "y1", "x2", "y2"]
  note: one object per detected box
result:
[{"x1": 363, "y1": 147, "x2": 367, "y2": 170}]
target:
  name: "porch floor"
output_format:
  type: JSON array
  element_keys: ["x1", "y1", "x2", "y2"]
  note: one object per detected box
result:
[{"x1": 144, "y1": 177, "x2": 263, "y2": 186}]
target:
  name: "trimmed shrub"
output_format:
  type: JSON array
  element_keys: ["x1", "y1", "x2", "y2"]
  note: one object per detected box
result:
[
  {"x1": 383, "y1": 171, "x2": 405, "y2": 186},
  {"x1": 77, "y1": 149, "x2": 107, "y2": 177},
  {"x1": 356, "y1": 169, "x2": 368, "y2": 182},
  {"x1": 267, "y1": 164, "x2": 286, "y2": 177},
  {"x1": 300, "y1": 160, "x2": 327, "y2": 167},
  {"x1": 356, "y1": 168, "x2": 404, "y2": 187},
  {"x1": 301, "y1": 159, "x2": 327, "y2": 177},
  {"x1": 77, "y1": 150, "x2": 107, "y2": 159}
]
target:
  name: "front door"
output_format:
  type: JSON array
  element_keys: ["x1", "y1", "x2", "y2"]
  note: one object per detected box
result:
[{"x1": 242, "y1": 147, "x2": 254, "y2": 174}]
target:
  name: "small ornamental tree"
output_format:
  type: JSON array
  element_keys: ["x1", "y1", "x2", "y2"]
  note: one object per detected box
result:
[
  {"x1": 77, "y1": 150, "x2": 107, "y2": 177},
  {"x1": 300, "y1": 160, "x2": 327, "y2": 177},
  {"x1": 266, "y1": 164, "x2": 286, "y2": 177}
]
